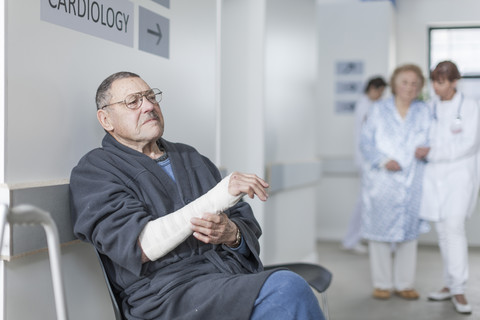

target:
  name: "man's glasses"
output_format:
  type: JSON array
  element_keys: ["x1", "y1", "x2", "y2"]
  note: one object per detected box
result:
[{"x1": 101, "y1": 88, "x2": 162, "y2": 110}]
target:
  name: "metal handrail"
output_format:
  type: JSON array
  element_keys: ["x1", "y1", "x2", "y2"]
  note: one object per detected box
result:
[{"x1": 0, "y1": 204, "x2": 68, "y2": 320}]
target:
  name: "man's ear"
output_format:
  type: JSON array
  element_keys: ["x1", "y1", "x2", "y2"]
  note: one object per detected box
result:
[{"x1": 97, "y1": 109, "x2": 114, "y2": 132}]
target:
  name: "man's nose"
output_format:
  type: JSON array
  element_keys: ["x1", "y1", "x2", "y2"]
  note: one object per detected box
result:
[{"x1": 141, "y1": 96, "x2": 156, "y2": 112}]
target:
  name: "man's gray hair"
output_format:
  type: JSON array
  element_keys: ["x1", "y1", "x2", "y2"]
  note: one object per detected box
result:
[{"x1": 96, "y1": 71, "x2": 140, "y2": 110}]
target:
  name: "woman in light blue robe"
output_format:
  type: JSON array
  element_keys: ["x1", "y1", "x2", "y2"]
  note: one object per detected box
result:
[{"x1": 360, "y1": 64, "x2": 431, "y2": 301}]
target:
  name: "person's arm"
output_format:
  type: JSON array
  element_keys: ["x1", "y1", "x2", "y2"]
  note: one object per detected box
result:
[
  {"x1": 138, "y1": 172, "x2": 268, "y2": 262},
  {"x1": 415, "y1": 146, "x2": 430, "y2": 160},
  {"x1": 190, "y1": 213, "x2": 240, "y2": 247},
  {"x1": 70, "y1": 152, "x2": 152, "y2": 276},
  {"x1": 383, "y1": 159, "x2": 402, "y2": 171},
  {"x1": 190, "y1": 212, "x2": 250, "y2": 257},
  {"x1": 360, "y1": 103, "x2": 391, "y2": 169}
]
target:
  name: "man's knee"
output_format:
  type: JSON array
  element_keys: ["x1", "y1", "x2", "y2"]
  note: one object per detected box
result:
[
  {"x1": 274, "y1": 270, "x2": 312, "y2": 296},
  {"x1": 251, "y1": 270, "x2": 325, "y2": 320}
]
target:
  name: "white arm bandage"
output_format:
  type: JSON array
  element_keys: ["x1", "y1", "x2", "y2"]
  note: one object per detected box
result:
[{"x1": 138, "y1": 174, "x2": 242, "y2": 261}]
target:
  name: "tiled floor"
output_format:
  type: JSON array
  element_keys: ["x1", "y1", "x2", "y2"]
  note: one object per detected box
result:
[{"x1": 314, "y1": 242, "x2": 480, "y2": 320}]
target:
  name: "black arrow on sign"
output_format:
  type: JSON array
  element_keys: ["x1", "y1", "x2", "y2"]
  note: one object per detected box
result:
[{"x1": 147, "y1": 23, "x2": 163, "y2": 45}]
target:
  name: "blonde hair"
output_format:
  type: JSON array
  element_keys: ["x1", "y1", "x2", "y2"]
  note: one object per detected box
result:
[{"x1": 389, "y1": 64, "x2": 425, "y2": 95}]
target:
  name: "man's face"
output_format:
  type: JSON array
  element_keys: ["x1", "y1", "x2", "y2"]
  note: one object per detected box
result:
[{"x1": 97, "y1": 77, "x2": 165, "y2": 151}]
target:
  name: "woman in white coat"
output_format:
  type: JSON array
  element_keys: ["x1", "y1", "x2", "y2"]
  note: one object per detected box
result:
[{"x1": 415, "y1": 61, "x2": 480, "y2": 314}]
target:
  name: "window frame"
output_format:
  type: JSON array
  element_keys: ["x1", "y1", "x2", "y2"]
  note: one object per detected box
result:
[{"x1": 428, "y1": 25, "x2": 480, "y2": 79}]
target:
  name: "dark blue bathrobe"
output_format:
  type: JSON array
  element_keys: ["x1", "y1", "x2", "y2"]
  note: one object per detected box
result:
[{"x1": 70, "y1": 134, "x2": 274, "y2": 320}]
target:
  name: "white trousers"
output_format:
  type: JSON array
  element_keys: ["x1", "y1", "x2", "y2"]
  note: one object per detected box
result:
[
  {"x1": 436, "y1": 213, "x2": 469, "y2": 295},
  {"x1": 369, "y1": 240, "x2": 417, "y2": 290}
]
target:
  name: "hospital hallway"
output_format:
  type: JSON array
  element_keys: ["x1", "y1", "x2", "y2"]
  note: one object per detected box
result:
[{"x1": 313, "y1": 242, "x2": 480, "y2": 320}]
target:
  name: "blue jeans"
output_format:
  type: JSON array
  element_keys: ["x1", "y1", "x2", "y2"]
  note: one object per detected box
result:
[{"x1": 251, "y1": 270, "x2": 325, "y2": 320}]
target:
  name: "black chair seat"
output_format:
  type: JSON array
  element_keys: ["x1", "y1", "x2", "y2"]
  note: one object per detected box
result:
[{"x1": 264, "y1": 262, "x2": 332, "y2": 294}]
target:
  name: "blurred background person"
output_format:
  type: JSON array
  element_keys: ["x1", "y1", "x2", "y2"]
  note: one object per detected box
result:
[
  {"x1": 415, "y1": 60, "x2": 480, "y2": 315},
  {"x1": 342, "y1": 76, "x2": 387, "y2": 254},
  {"x1": 360, "y1": 64, "x2": 430, "y2": 300}
]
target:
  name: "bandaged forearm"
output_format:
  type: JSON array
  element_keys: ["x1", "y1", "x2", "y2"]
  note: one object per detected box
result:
[{"x1": 139, "y1": 174, "x2": 242, "y2": 261}]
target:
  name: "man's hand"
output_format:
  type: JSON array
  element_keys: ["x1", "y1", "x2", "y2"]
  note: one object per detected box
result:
[
  {"x1": 228, "y1": 172, "x2": 269, "y2": 201},
  {"x1": 191, "y1": 213, "x2": 238, "y2": 245},
  {"x1": 385, "y1": 160, "x2": 402, "y2": 171}
]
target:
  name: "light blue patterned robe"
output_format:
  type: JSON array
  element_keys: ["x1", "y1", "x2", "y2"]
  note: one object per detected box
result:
[{"x1": 360, "y1": 97, "x2": 431, "y2": 242}]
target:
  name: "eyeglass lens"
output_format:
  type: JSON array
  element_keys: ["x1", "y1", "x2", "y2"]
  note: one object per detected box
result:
[{"x1": 125, "y1": 89, "x2": 162, "y2": 109}]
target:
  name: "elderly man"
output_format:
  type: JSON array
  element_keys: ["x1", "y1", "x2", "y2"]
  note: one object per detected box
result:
[{"x1": 70, "y1": 71, "x2": 324, "y2": 320}]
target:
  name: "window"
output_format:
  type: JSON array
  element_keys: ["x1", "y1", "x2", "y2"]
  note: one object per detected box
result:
[{"x1": 429, "y1": 26, "x2": 480, "y2": 78}]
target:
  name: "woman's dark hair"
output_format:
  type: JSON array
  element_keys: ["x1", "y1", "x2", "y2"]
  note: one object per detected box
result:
[
  {"x1": 364, "y1": 76, "x2": 387, "y2": 93},
  {"x1": 430, "y1": 61, "x2": 461, "y2": 82}
]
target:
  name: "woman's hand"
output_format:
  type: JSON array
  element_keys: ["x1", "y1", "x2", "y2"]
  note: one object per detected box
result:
[
  {"x1": 385, "y1": 160, "x2": 402, "y2": 171},
  {"x1": 415, "y1": 146, "x2": 430, "y2": 160}
]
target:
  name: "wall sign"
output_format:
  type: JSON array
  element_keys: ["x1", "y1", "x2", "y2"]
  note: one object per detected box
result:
[
  {"x1": 41, "y1": 0, "x2": 134, "y2": 47},
  {"x1": 139, "y1": 7, "x2": 170, "y2": 59},
  {"x1": 334, "y1": 60, "x2": 364, "y2": 114},
  {"x1": 152, "y1": 0, "x2": 170, "y2": 9},
  {"x1": 336, "y1": 81, "x2": 363, "y2": 94},
  {"x1": 336, "y1": 61, "x2": 364, "y2": 75}
]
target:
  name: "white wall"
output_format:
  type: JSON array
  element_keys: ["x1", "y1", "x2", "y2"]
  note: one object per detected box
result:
[
  {"x1": 316, "y1": 0, "x2": 395, "y2": 158},
  {"x1": 315, "y1": 0, "x2": 396, "y2": 241},
  {"x1": 220, "y1": 0, "x2": 267, "y2": 256},
  {"x1": 0, "y1": 1, "x2": 4, "y2": 183},
  {"x1": 5, "y1": 0, "x2": 217, "y2": 185},
  {"x1": 220, "y1": 0, "x2": 320, "y2": 264},
  {"x1": 262, "y1": 0, "x2": 319, "y2": 264},
  {"x1": 264, "y1": 0, "x2": 318, "y2": 163}
]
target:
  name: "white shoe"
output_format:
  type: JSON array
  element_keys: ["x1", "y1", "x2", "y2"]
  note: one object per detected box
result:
[
  {"x1": 342, "y1": 243, "x2": 368, "y2": 254},
  {"x1": 428, "y1": 291, "x2": 451, "y2": 301},
  {"x1": 452, "y1": 296, "x2": 472, "y2": 314}
]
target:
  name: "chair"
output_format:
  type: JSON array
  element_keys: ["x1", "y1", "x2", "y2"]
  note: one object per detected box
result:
[
  {"x1": 0, "y1": 204, "x2": 69, "y2": 320},
  {"x1": 264, "y1": 262, "x2": 332, "y2": 320},
  {"x1": 95, "y1": 250, "x2": 124, "y2": 320},
  {"x1": 95, "y1": 251, "x2": 332, "y2": 320}
]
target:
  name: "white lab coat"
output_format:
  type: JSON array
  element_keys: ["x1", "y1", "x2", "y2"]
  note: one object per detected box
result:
[{"x1": 420, "y1": 92, "x2": 480, "y2": 222}]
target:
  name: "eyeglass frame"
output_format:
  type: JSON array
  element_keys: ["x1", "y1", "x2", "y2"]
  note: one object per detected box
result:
[{"x1": 101, "y1": 88, "x2": 162, "y2": 110}]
